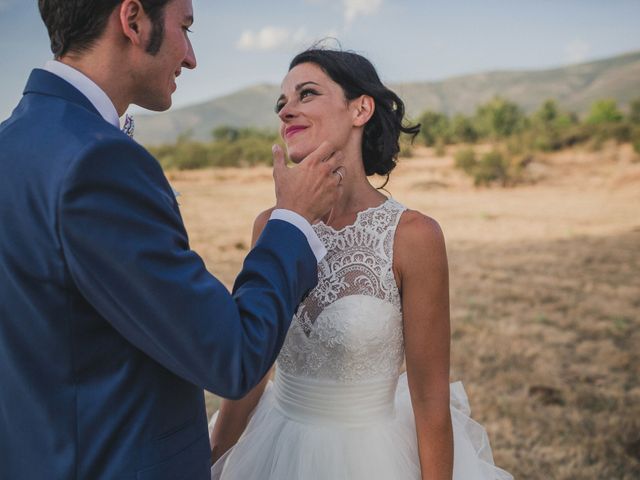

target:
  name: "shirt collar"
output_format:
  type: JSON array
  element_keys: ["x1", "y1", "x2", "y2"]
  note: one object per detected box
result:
[{"x1": 42, "y1": 60, "x2": 120, "y2": 129}]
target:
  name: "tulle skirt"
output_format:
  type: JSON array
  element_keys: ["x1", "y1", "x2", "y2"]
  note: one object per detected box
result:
[{"x1": 209, "y1": 371, "x2": 512, "y2": 479}]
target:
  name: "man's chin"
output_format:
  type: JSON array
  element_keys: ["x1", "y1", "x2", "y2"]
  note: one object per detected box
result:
[{"x1": 135, "y1": 96, "x2": 172, "y2": 113}]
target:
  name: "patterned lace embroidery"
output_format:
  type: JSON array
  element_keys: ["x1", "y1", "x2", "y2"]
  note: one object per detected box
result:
[{"x1": 277, "y1": 198, "x2": 407, "y2": 382}]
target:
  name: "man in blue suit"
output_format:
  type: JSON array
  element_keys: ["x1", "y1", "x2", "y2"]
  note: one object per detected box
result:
[{"x1": 0, "y1": 0, "x2": 343, "y2": 478}]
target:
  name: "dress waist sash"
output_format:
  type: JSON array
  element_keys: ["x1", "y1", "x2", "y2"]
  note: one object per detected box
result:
[{"x1": 272, "y1": 369, "x2": 398, "y2": 427}]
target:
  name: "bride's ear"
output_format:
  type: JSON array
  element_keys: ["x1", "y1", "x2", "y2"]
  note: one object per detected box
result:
[{"x1": 351, "y1": 95, "x2": 375, "y2": 127}]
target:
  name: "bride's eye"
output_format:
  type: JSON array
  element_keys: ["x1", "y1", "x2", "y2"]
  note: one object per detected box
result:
[
  {"x1": 275, "y1": 100, "x2": 286, "y2": 114},
  {"x1": 300, "y1": 89, "x2": 319, "y2": 101}
]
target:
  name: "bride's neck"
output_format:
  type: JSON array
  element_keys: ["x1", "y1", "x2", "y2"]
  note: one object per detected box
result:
[{"x1": 321, "y1": 155, "x2": 388, "y2": 226}]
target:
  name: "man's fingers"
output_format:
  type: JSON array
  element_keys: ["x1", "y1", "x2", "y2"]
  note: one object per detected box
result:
[
  {"x1": 272, "y1": 144, "x2": 286, "y2": 176},
  {"x1": 299, "y1": 141, "x2": 337, "y2": 167},
  {"x1": 320, "y1": 151, "x2": 343, "y2": 173}
]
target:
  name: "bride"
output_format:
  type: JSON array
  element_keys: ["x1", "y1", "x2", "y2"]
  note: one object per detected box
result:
[{"x1": 208, "y1": 47, "x2": 513, "y2": 480}]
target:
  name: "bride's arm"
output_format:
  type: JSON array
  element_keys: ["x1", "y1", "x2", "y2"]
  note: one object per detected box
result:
[
  {"x1": 210, "y1": 369, "x2": 271, "y2": 463},
  {"x1": 395, "y1": 211, "x2": 453, "y2": 480},
  {"x1": 210, "y1": 208, "x2": 276, "y2": 463}
]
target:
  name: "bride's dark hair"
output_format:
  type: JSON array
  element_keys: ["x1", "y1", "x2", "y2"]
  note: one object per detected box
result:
[{"x1": 289, "y1": 47, "x2": 420, "y2": 183}]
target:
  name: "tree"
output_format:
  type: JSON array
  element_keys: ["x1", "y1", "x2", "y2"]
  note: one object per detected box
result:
[
  {"x1": 474, "y1": 97, "x2": 525, "y2": 139},
  {"x1": 212, "y1": 125, "x2": 240, "y2": 142},
  {"x1": 586, "y1": 99, "x2": 623, "y2": 124},
  {"x1": 419, "y1": 111, "x2": 450, "y2": 146},
  {"x1": 450, "y1": 114, "x2": 478, "y2": 143},
  {"x1": 530, "y1": 99, "x2": 575, "y2": 151},
  {"x1": 534, "y1": 99, "x2": 560, "y2": 125},
  {"x1": 629, "y1": 98, "x2": 640, "y2": 125}
]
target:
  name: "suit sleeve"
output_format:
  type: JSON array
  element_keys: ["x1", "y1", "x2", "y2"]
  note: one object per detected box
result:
[{"x1": 58, "y1": 138, "x2": 317, "y2": 399}]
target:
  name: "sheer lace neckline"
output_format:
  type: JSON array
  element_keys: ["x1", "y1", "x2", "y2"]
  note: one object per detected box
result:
[
  {"x1": 278, "y1": 196, "x2": 407, "y2": 381},
  {"x1": 315, "y1": 197, "x2": 391, "y2": 233}
]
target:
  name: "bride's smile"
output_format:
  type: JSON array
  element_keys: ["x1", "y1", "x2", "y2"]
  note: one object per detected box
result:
[{"x1": 277, "y1": 62, "x2": 366, "y2": 165}]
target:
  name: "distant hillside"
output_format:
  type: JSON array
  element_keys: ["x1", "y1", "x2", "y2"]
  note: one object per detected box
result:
[{"x1": 136, "y1": 50, "x2": 640, "y2": 145}]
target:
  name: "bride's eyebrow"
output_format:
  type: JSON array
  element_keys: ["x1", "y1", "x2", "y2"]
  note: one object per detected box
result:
[
  {"x1": 277, "y1": 81, "x2": 322, "y2": 103},
  {"x1": 295, "y1": 81, "x2": 320, "y2": 90}
]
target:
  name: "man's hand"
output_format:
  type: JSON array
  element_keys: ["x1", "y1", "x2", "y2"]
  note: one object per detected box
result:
[{"x1": 272, "y1": 142, "x2": 343, "y2": 224}]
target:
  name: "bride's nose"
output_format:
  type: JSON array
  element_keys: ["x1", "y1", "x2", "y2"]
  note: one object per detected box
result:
[{"x1": 278, "y1": 101, "x2": 299, "y2": 122}]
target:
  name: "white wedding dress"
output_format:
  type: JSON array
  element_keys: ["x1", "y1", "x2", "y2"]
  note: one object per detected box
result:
[{"x1": 209, "y1": 198, "x2": 512, "y2": 480}]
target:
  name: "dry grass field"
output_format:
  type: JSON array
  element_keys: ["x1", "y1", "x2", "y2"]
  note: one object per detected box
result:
[{"x1": 167, "y1": 143, "x2": 640, "y2": 479}]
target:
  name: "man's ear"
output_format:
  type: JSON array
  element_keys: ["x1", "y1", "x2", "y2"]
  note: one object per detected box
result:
[
  {"x1": 352, "y1": 95, "x2": 375, "y2": 127},
  {"x1": 119, "y1": 0, "x2": 147, "y2": 46}
]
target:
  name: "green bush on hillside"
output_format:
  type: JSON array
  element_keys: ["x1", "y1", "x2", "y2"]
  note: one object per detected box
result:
[
  {"x1": 413, "y1": 97, "x2": 635, "y2": 157},
  {"x1": 632, "y1": 128, "x2": 640, "y2": 155},
  {"x1": 148, "y1": 96, "x2": 640, "y2": 172},
  {"x1": 148, "y1": 126, "x2": 280, "y2": 170},
  {"x1": 454, "y1": 148, "x2": 476, "y2": 174},
  {"x1": 453, "y1": 148, "x2": 521, "y2": 186},
  {"x1": 528, "y1": 99, "x2": 577, "y2": 151},
  {"x1": 419, "y1": 111, "x2": 450, "y2": 146},
  {"x1": 450, "y1": 114, "x2": 478, "y2": 144},
  {"x1": 473, "y1": 151, "x2": 511, "y2": 186},
  {"x1": 629, "y1": 98, "x2": 640, "y2": 125},
  {"x1": 586, "y1": 99, "x2": 623, "y2": 125},
  {"x1": 474, "y1": 96, "x2": 526, "y2": 139}
]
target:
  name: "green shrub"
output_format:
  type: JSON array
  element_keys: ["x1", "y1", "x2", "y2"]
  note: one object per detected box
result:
[
  {"x1": 629, "y1": 98, "x2": 640, "y2": 125},
  {"x1": 528, "y1": 100, "x2": 578, "y2": 151},
  {"x1": 150, "y1": 142, "x2": 212, "y2": 170},
  {"x1": 582, "y1": 122, "x2": 632, "y2": 147},
  {"x1": 506, "y1": 133, "x2": 529, "y2": 155},
  {"x1": 586, "y1": 99, "x2": 623, "y2": 124},
  {"x1": 212, "y1": 125, "x2": 240, "y2": 142},
  {"x1": 632, "y1": 128, "x2": 640, "y2": 155},
  {"x1": 454, "y1": 148, "x2": 476, "y2": 174},
  {"x1": 601, "y1": 123, "x2": 632, "y2": 143},
  {"x1": 474, "y1": 96, "x2": 525, "y2": 139},
  {"x1": 419, "y1": 111, "x2": 450, "y2": 146},
  {"x1": 474, "y1": 151, "x2": 510, "y2": 186},
  {"x1": 450, "y1": 114, "x2": 478, "y2": 143},
  {"x1": 149, "y1": 126, "x2": 279, "y2": 170}
]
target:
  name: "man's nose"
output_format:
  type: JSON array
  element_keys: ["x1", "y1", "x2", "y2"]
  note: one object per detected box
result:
[{"x1": 183, "y1": 39, "x2": 197, "y2": 69}]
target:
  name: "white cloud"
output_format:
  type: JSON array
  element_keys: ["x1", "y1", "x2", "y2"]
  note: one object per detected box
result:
[
  {"x1": 344, "y1": 0, "x2": 383, "y2": 25},
  {"x1": 564, "y1": 39, "x2": 591, "y2": 64},
  {"x1": 236, "y1": 26, "x2": 309, "y2": 52}
]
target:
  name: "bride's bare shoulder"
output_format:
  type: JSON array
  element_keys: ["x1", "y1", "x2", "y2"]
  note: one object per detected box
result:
[
  {"x1": 394, "y1": 208, "x2": 447, "y2": 269},
  {"x1": 252, "y1": 207, "x2": 277, "y2": 243}
]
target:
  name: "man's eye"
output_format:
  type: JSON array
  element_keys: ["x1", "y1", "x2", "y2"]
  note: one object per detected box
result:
[{"x1": 183, "y1": 27, "x2": 193, "y2": 33}]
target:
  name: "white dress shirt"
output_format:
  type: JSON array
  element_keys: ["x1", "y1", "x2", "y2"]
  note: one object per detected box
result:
[
  {"x1": 43, "y1": 60, "x2": 120, "y2": 128},
  {"x1": 42, "y1": 60, "x2": 326, "y2": 262}
]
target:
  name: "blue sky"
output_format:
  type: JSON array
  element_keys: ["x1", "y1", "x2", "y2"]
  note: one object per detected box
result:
[{"x1": 1, "y1": 0, "x2": 639, "y2": 119}]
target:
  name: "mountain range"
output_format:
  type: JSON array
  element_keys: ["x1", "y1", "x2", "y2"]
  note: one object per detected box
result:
[{"x1": 135, "y1": 50, "x2": 640, "y2": 145}]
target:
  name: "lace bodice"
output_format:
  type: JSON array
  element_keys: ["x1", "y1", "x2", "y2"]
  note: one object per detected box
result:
[{"x1": 277, "y1": 198, "x2": 407, "y2": 383}]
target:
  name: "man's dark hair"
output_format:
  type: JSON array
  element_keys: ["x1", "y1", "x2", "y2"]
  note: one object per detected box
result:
[
  {"x1": 38, "y1": 0, "x2": 171, "y2": 58},
  {"x1": 289, "y1": 48, "x2": 420, "y2": 186}
]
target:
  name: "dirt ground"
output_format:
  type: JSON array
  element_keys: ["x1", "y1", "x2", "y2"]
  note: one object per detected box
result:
[{"x1": 167, "y1": 143, "x2": 640, "y2": 479}]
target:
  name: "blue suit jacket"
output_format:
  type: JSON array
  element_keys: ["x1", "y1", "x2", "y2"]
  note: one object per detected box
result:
[{"x1": 0, "y1": 70, "x2": 317, "y2": 479}]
